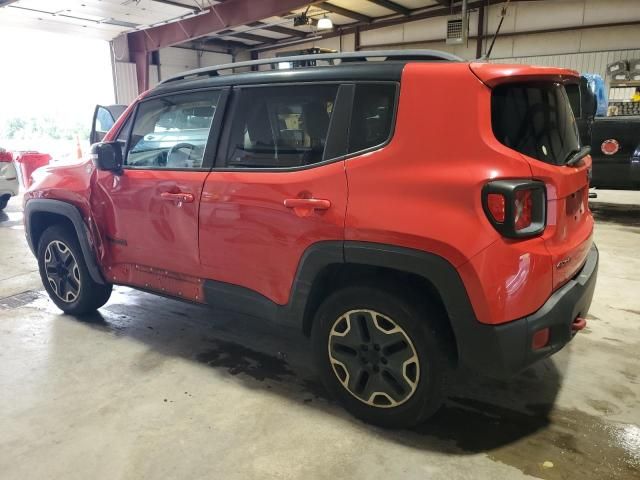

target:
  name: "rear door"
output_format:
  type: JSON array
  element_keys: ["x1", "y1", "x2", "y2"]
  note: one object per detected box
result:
[
  {"x1": 491, "y1": 80, "x2": 594, "y2": 289},
  {"x1": 198, "y1": 83, "x2": 351, "y2": 305}
]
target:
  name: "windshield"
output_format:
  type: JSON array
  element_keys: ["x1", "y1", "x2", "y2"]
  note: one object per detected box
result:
[{"x1": 491, "y1": 82, "x2": 581, "y2": 165}]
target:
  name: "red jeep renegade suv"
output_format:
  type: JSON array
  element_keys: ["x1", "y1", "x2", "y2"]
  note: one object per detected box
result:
[{"x1": 24, "y1": 51, "x2": 598, "y2": 428}]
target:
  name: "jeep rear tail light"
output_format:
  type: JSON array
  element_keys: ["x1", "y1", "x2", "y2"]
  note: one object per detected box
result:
[
  {"x1": 482, "y1": 180, "x2": 546, "y2": 238},
  {"x1": 486, "y1": 193, "x2": 506, "y2": 223},
  {"x1": 514, "y1": 189, "x2": 533, "y2": 230}
]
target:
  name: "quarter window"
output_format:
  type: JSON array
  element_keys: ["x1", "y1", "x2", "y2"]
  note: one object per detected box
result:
[
  {"x1": 349, "y1": 84, "x2": 396, "y2": 153},
  {"x1": 126, "y1": 91, "x2": 220, "y2": 169},
  {"x1": 225, "y1": 84, "x2": 339, "y2": 169}
]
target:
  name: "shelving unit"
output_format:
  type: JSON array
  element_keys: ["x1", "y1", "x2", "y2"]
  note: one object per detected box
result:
[{"x1": 607, "y1": 80, "x2": 640, "y2": 116}]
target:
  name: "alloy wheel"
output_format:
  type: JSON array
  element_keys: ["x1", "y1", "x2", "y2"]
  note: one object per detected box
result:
[
  {"x1": 328, "y1": 309, "x2": 420, "y2": 408},
  {"x1": 44, "y1": 240, "x2": 81, "y2": 303}
]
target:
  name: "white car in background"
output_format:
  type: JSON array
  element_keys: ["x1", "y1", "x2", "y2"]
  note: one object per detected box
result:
[{"x1": 0, "y1": 147, "x2": 19, "y2": 211}]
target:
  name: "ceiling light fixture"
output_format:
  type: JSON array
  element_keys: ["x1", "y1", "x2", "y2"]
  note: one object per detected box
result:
[{"x1": 317, "y1": 15, "x2": 333, "y2": 30}]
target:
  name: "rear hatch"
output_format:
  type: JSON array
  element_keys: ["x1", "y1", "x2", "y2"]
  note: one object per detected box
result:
[{"x1": 472, "y1": 63, "x2": 594, "y2": 290}]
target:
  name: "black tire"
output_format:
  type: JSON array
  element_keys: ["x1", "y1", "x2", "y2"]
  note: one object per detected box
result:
[
  {"x1": 312, "y1": 285, "x2": 452, "y2": 429},
  {"x1": 0, "y1": 195, "x2": 9, "y2": 211},
  {"x1": 37, "y1": 225, "x2": 112, "y2": 315}
]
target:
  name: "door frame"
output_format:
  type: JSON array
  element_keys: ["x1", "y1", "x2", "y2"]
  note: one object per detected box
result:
[{"x1": 116, "y1": 86, "x2": 231, "y2": 173}]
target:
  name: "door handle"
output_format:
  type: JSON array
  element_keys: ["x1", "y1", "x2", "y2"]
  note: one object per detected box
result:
[
  {"x1": 283, "y1": 198, "x2": 331, "y2": 210},
  {"x1": 284, "y1": 197, "x2": 331, "y2": 218},
  {"x1": 160, "y1": 192, "x2": 195, "y2": 203}
]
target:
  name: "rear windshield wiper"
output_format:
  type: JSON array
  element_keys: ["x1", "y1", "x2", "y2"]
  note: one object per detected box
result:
[{"x1": 565, "y1": 146, "x2": 591, "y2": 167}]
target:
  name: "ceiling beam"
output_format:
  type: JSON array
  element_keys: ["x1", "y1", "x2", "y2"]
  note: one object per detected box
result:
[
  {"x1": 203, "y1": 37, "x2": 252, "y2": 50},
  {"x1": 176, "y1": 40, "x2": 234, "y2": 54},
  {"x1": 317, "y1": 2, "x2": 372, "y2": 23},
  {"x1": 219, "y1": 30, "x2": 276, "y2": 43},
  {"x1": 150, "y1": 0, "x2": 200, "y2": 11},
  {"x1": 367, "y1": 0, "x2": 411, "y2": 16},
  {"x1": 432, "y1": 0, "x2": 451, "y2": 6},
  {"x1": 126, "y1": 0, "x2": 318, "y2": 53},
  {"x1": 247, "y1": 21, "x2": 308, "y2": 38}
]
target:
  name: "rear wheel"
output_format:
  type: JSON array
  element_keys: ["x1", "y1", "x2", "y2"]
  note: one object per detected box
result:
[
  {"x1": 37, "y1": 225, "x2": 112, "y2": 315},
  {"x1": 312, "y1": 285, "x2": 451, "y2": 428}
]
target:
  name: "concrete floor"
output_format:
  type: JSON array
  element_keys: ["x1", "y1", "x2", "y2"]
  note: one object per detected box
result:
[{"x1": 0, "y1": 191, "x2": 638, "y2": 480}]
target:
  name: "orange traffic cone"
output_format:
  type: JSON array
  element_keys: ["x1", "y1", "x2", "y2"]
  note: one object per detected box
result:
[{"x1": 76, "y1": 136, "x2": 83, "y2": 159}]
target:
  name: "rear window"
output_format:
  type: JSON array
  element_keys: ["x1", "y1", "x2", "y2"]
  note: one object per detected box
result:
[{"x1": 492, "y1": 82, "x2": 581, "y2": 165}]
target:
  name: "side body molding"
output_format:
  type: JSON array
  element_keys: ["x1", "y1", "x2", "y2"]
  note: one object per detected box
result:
[
  {"x1": 203, "y1": 241, "x2": 344, "y2": 326},
  {"x1": 203, "y1": 240, "x2": 487, "y2": 372},
  {"x1": 24, "y1": 199, "x2": 106, "y2": 284}
]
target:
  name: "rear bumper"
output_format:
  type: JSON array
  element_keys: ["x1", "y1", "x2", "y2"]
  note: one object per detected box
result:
[{"x1": 459, "y1": 244, "x2": 599, "y2": 378}]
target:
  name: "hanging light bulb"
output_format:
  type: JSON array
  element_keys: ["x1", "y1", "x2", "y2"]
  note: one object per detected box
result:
[{"x1": 317, "y1": 15, "x2": 333, "y2": 30}]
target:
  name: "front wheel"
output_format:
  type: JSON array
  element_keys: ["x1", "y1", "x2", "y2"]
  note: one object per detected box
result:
[
  {"x1": 37, "y1": 225, "x2": 112, "y2": 315},
  {"x1": 312, "y1": 285, "x2": 451, "y2": 428}
]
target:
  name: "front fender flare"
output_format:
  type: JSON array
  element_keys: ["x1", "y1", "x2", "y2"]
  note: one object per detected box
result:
[{"x1": 24, "y1": 199, "x2": 105, "y2": 285}]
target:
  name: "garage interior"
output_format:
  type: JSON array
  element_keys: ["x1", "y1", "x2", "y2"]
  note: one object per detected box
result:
[{"x1": 0, "y1": 1, "x2": 639, "y2": 479}]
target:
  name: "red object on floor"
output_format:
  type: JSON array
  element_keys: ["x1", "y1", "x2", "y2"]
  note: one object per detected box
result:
[
  {"x1": 572, "y1": 317, "x2": 587, "y2": 332},
  {"x1": 14, "y1": 152, "x2": 52, "y2": 189}
]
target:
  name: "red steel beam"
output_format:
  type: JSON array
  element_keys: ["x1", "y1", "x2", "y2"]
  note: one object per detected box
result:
[
  {"x1": 127, "y1": 0, "x2": 318, "y2": 92},
  {"x1": 127, "y1": 0, "x2": 317, "y2": 54}
]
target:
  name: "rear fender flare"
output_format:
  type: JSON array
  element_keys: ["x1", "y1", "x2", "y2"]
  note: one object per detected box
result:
[{"x1": 341, "y1": 241, "x2": 477, "y2": 336}]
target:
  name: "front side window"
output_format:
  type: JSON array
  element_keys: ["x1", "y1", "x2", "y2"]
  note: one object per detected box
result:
[
  {"x1": 226, "y1": 84, "x2": 339, "y2": 169},
  {"x1": 96, "y1": 107, "x2": 116, "y2": 134},
  {"x1": 126, "y1": 91, "x2": 220, "y2": 169},
  {"x1": 349, "y1": 83, "x2": 397, "y2": 153}
]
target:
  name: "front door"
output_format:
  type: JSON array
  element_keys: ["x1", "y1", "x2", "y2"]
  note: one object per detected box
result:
[
  {"x1": 199, "y1": 83, "x2": 350, "y2": 305},
  {"x1": 90, "y1": 104, "x2": 127, "y2": 144},
  {"x1": 96, "y1": 88, "x2": 226, "y2": 283}
]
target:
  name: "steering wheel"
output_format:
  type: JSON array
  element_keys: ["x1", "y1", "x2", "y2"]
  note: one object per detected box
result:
[{"x1": 166, "y1": 142, "x2": 198, "y2": 168}]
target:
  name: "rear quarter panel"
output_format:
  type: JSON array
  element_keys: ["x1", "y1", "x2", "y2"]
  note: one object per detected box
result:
[{"x1": 345, "y1": 63, "x2": 556, "y2": 324}]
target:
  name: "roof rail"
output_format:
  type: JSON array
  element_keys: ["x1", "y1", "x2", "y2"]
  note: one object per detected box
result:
[{"x1": 160, "y1": 49, "x2": 462, "y2": 85}]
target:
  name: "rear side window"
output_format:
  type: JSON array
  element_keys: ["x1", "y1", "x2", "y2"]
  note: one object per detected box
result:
[
  {"x1": 492, "y1": 82, "x2": 580, "y2": 165},
  {"x1": 349, "y1": 84, "x2": 396, "y2": 153},
  {"x1": 226, "y1": 84, "x2": 338, "y2": 169}
]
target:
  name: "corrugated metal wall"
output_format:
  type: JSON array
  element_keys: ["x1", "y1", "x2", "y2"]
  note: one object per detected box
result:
[
  {"x1": 491, "y1": 49, "x2": 640, "y2": 84},
  {"x1": 113, "y1": 47, "x2": 232, "y2": 105},
  {"x1": 113, "y1": 62, "x2": 159, "y2": 105}
]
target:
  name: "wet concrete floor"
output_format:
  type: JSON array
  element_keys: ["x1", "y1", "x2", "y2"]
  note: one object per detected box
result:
[{"x1": 0, "y1": 193, "x2": 638, "y2": 480}]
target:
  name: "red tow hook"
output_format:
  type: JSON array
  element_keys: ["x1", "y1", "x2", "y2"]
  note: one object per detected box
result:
[{"x1": 572, "y1": 316, "x2": 587, "y2": 332}]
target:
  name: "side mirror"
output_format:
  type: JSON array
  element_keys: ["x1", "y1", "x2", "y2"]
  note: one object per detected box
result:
[{"x1": 90, "y1": 142, "x2": 123, "y2": 174}]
